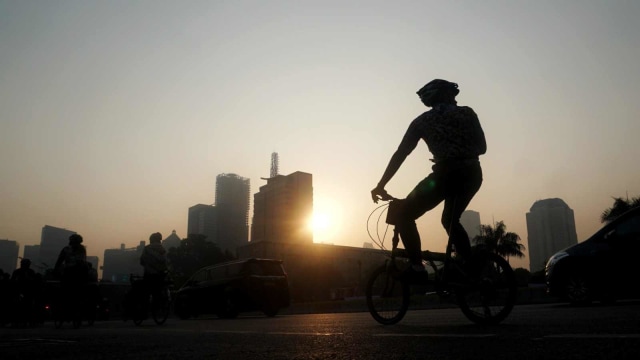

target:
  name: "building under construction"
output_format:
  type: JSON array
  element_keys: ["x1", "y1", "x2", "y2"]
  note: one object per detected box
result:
[{"x1": 215, "y1": 173, "x2": 251, "y2": 254}]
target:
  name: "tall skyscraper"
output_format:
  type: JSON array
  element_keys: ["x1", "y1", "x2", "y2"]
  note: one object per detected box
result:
[
  {"x1": 0, "y1": 239, "x2": 19, "y2": 273},
  {"x1": 526, "y1": 198, "x2": 578, "y2": 272},
  {"x1": 460, "y1": 210, "x2": 481, "y2": 240},
  {"x1": 39, "y1": 225, "x2": 76, "y2": 272},
  {"x1": 251, "y1": 171, "x2": 313, "y2": 244},
  {"x1": 187, "y1": 204, "x2": 218, "y2": 243},
  {"x1": 215, "y1": 173, "x2": 250, "y2": 254}
]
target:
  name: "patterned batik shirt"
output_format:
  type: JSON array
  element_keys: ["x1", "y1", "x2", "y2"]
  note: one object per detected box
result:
[
  {"x1": 398, "y1": 103, "x2": 487, "y2": 163},
  {"x1": 140, "y1": 243, "x2": 168, "y2": 275}
]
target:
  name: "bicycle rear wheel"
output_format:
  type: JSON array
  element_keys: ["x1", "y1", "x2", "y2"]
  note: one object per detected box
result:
[
  {"x1": 456, "y1": 252, "x2": 517, "y2": 325},
  {"x1": 152, "y1": 289, "x2": 171, "y2": 325},
  {"x1": 366, "y1": 263, "x2": 410, "y2": 325}
]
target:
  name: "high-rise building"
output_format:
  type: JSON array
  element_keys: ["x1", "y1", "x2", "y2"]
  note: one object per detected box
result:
[
  {"x1": 251, "y1": 171, "x2": 313, "y2": 244},
  {"x1": 187, "y1": 204, "x2": 218, "y2": 243},
  {"x1": 39, "y1": 225, "x2": 76, "y2": 272},
  {"x1": 215, "y1": 173, "x2": 250, "y2": 254},
  {"x1": 102, "y1": 242, "x2": 145, "y2": 283},
  {"x1": 0, "y1": 239, "x2": 19, "y2": 273},
  {"x1": 526, "y1": 198, "x2": 578, "y2": 272},
  {"x1": 460, "y1": 210, "x2": 481, "y2": 240}
]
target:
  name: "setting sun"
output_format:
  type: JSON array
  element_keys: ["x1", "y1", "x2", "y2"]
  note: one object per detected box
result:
[
  {"x1": 311, "y1": 212, "x2": 331, "y2": 233},
  {"x1": 309, "y1": 199, "x2": 342, "y2": 244}
]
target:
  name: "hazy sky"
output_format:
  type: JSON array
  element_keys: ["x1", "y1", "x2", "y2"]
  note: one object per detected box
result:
[{"x1": 1, "y1": 0, "x2": 639, "y2": 271}]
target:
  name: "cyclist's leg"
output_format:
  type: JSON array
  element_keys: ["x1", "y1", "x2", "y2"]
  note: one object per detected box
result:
[
  {"x1": 148, "y1": 274, "x2": 163, "y2": 301},
  {"x1": 441, "y1": 165, "x2": 483, "y2": 261},
  {"x1": 398, "y1": 173, "x2": 447, "y2": 266}
]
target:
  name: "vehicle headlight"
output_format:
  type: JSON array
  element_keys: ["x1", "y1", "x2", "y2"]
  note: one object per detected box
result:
[{"x1": 545, "y1": 251, "x2": 569, "y2": 275}]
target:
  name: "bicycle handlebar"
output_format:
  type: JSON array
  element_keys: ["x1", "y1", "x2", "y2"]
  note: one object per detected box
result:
[{"x1": 371, "y1": 188, "x2": 399, "y2": 203}]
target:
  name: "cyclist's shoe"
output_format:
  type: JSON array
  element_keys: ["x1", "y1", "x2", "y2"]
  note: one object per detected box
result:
[
  {"x1": 396, "y1": 265, "x2": 429, "y2": 284},
  {"x1": 441, "y1": 261, "x2": 470, "y2": 285}
]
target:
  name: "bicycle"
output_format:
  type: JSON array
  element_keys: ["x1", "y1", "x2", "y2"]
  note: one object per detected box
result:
[
  {"x1": 53, "y1": 282, "x2": 93, "y2": 329},
  {"x1": 365, "y1": 198, "x2": 517, "y2": 325},
  {"x1": 124, "y1": 273, "x2": 172, "y2": 326}
]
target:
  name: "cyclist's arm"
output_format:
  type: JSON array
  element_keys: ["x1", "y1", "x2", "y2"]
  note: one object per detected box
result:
[
  {"x1": 375, "y1": 146, "x2": 412, "y2": 190},
  {"x1": 54, "y1": 248, "x2": 66, "y2": 271},
  {"x1": 375, "y1": 121, "x2": 420, "y2": 189},
  {"x1": 79, "y1": 246, "x2": 87, "y2": 262},
  {"x1": 140, "y1": 248, "x2": 147, "y2": 267}
]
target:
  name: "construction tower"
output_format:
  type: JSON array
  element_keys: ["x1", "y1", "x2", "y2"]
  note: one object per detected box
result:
[{"x1": 270, "y1": 152, "x2": 279, "y2": 178}]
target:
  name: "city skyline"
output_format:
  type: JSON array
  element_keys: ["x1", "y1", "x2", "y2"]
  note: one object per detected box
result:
[
  {"x1": 526, "y1": 198, "x2": 578, "y2": 273},
  {"x1": 2, "y1": 1, "x2": 640, "y2": 272}
]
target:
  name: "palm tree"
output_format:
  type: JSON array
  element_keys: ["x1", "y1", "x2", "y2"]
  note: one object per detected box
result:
[
  {"x1": 601, "y1": 196, "x2": 640, "y2": 223},
  {"x1": 473, "y1": 221, "x2": 525, "y2": 261}
]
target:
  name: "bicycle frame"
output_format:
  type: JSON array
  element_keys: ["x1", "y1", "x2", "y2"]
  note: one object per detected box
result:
[
  {"x1": 385, "y1": 226, "x2": 451, "y2": 288},
  {"x1": 126, "y1": 273, "x2": 172, "y2": 326},
  {"x1": 367, "y1": 199, "x2": 517, "y2": 325}
]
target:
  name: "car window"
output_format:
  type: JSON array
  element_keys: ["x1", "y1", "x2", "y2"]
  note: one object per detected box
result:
[
  {"x1": 241, "y1": 261, "x2": 283, "y2": 276},
  {"x1": 616, "y1": 214, "x2": 640, "y2": 237},
  {"x1": 208, "y1": 267, "x2": 226, "y2": 280},
  {"x1": 192, "y1": 269, "x2": 208, "y2": 282},
  {"x1": 226, "y1": 263, "x2": 243, "y2": 276},
  {"x1": 260, "y1": 262, "x2": 285, "y2": 276},
  {"x1": 244, "y1": 262, "x2": 262, "y2": 275}
]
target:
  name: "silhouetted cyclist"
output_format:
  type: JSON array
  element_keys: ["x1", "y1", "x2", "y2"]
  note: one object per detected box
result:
[
  {"x1": 371, "y1": 79, "x2": 486, "y2": 276},
  {"x1": 11, "y1": 258, "x2": 37, "y2": 288},
  {"x1": 140, "y1": 232, "x2": 169, "y2": 300},
  {"x1": 11, "y1": 258, "x2": 39, "y2": 325},
  {"x1": 54, "y1": 234, "x2": 89, "y2": 319},
  {"x1": 55, "y1": 234, "x2": 88, "y2": 286},
  {"x1": 0, "y1": 271, "x2": 10, "y2": 326}
]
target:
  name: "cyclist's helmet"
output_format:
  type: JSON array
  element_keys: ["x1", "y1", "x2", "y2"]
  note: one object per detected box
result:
[
  {"x1": 69, "y1": 233, "x2": 83, "y2": 245},
  {"x1": 417, "y1": 79, "x2": 459, "y2": 105},
  {"x1": 149, "y1": 232, "x2": 162, "y2": 244}
]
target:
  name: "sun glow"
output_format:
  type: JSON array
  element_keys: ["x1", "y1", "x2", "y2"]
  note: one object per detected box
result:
[
  {"x1": 311, "y1": 212, "x2": 331, "y2": 233},
  {"x1": 309, "y1": 199, "x2": 342, "y2": 244}
]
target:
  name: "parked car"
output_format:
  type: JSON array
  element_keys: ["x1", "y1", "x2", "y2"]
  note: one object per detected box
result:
[
  {"x1": 174, "y1": 258, "x2": 290, "y2": 319},
  {"x1": 546, "y1": 206, "x2": 640, "y2": 305}
]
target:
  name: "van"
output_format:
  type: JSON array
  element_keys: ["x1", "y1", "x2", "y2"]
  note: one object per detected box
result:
[{"x1": 174, "y1": 258, "x2": 290, "y2": 318}]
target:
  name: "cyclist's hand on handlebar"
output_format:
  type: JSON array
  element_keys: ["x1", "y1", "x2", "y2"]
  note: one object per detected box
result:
[{"x1": 371, "y1": 186, "x2": 393, "y2": 203}]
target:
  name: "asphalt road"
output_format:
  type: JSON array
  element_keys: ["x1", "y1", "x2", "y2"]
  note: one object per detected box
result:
[{"x1": 2, "y1": 301, "x2": 640, "y2": 360}]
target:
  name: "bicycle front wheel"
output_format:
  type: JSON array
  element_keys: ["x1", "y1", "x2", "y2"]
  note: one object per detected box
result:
[
  {"x1": 132, "y1": 300, "x2": 146, "y2": 326},
  {"x1": 366, "y1": 263, "x2": 410, "y2": 325},
  {"x1": 152, "y1": 290, "x2": 171, "y2": 325},
  {"x1": 456, "y1": 252, "x2": 517, "y2": 325}
]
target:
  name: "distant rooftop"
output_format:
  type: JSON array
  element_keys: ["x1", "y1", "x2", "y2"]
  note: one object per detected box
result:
[{"x1": 530, "y1": 198, "x2": 571, "y2": 211}]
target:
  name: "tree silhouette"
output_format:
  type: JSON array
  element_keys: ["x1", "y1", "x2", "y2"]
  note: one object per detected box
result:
[
  {"x1": 167, "y1": 234, "x2": 235, "y2": 288},
  {"x1": 473, "y1": 221, "x2": 525, "y2": 261},
  {"x1": 600, "y1": 196, "x2": 640, "y2": 223}
]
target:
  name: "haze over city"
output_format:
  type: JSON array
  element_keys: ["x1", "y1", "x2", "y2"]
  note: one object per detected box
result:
[{"x1": 1, "y1": 1, "x2": 639, "y2": 271}]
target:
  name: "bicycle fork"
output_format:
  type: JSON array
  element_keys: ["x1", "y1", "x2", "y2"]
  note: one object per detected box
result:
[{"x1": 377, "y1": 229, "x2": 403, "y2": 298}]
